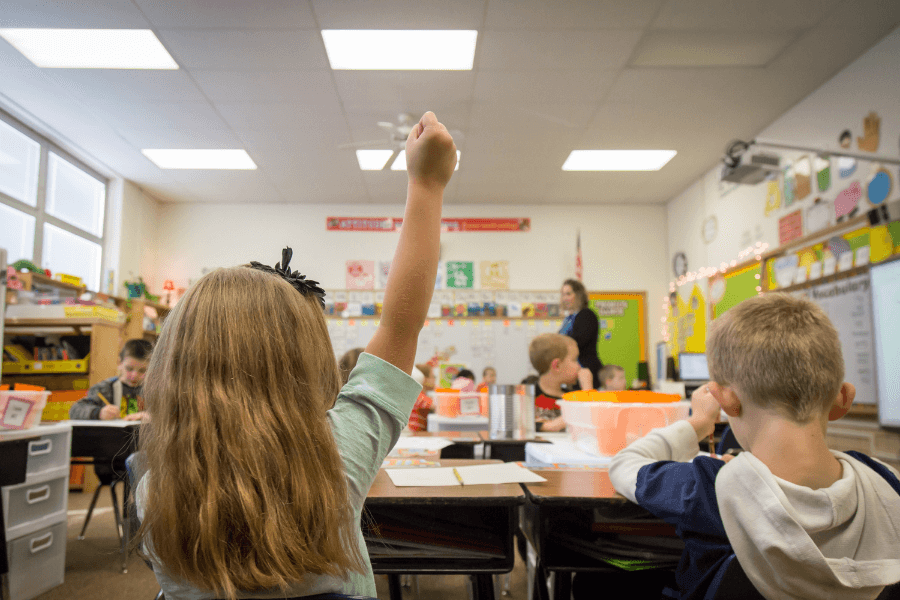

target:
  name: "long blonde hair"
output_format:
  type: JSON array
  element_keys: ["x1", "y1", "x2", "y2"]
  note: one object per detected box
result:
[{"x1": 136, "y1": 267, "x2": 365, "y2": 598}]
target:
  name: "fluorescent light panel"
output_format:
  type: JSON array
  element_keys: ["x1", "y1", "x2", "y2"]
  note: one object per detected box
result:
[
  {"x1": 0, "y1": 29, "x2": 178, "y2": 69},
  {"x1": 356, "y1": 149, "x2": 394, "y2": 171},
  {"x1": 322, "y1": 30, "x2": 477, "y2": 70},
  {"x1": 142, "y1": 149, "x2": 256, "y2": 170},
  {"x1": 562, "y1": 150, "x2": 677, "y2": 171},
  {"x1": 390, "y1": 150, "x2": 460, "y2": 171}
]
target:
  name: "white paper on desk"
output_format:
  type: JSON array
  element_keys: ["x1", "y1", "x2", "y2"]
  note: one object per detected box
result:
[
  {"x1": 456, "y1": 463, "x2": 547, "y2": 485},
  {"x1": 386, "y1": 467, "x2": 461, "y2": 487},
  {"x1": 392, "y1": 437, "x2": 455, "y2": 451}
]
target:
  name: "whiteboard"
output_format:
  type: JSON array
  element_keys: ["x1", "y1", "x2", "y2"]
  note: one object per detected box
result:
[
  {"x1": 792, "y1": 273, "x2": 876, "y2": 405},
  {"x1": 869, "y1": 260, "x2": 900, "y2": 427},
  {"x1": 327, "y1": 317, "x2": 566, "y2": 386}
]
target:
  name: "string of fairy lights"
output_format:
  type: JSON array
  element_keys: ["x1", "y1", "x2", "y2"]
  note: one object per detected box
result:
[{"x1": 660, "y1": 241, "x2": 771, "y2": 343}]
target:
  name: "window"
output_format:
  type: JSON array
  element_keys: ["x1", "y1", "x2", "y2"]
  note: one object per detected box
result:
[{"x1": 0, "y1": 110, "x2": 107, "y2": 290}]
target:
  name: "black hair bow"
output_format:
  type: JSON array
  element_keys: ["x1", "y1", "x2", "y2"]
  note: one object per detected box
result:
[{"x1": 249, "y1": 247, "x2": 326, "y2": 309}]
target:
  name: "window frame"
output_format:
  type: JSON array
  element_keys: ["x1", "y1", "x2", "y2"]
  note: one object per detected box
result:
[{"x1": 0, "y1": 109, "x2": 108, "y2": 285}]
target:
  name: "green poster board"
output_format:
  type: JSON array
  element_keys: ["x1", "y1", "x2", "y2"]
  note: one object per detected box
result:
[
  {"x1": 712, "y1": 264, "x2": 760, "y2": 319},
  {"x1": 446, "y1": 261, "x2": 474, "y2": 288},
  {"x1": 589, "y1": 293, "x2": 647, "y2": 386}
]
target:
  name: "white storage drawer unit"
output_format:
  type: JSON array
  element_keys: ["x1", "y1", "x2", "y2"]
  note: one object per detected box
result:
[
  {"x1": 5, "y1": 521, "x2": 66, "y2": 600},
  {"x1": 22, "y1": 428, "x2": 71, "y2": 477},
  {"x1": 2, "y1": 468, "x2": 69, "y2": 540}
]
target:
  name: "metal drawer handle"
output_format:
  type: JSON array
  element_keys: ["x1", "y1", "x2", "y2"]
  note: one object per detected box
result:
[
  {"x1": 26, "y1": 485, "x2": 51, "y2": 504},
  {"x1": 28, "y1": 439, "x2": 53, "y2": 456},
  {"x1": 29, "y1": 532, "x2": 53, "y2": 554}
]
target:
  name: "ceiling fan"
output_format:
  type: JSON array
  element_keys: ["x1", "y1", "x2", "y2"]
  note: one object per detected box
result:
[{"x1": 340, "y1": 113, "x2": 462, "y2": 171}]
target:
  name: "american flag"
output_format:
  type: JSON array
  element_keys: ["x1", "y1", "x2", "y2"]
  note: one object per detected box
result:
[{"x1": 575, "y1": 229, "x2": 583, "y2": 280}]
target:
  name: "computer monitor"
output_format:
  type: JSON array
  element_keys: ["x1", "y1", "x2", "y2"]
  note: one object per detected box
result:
[
  {"x1": 678, "y1": 353, "x2": 709, "y2": 382},
  {"x1": 871, "y1": 257, "x2": 900, "y2": 428}
]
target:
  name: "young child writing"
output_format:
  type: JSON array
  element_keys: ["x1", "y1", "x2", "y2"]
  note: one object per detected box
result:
[
  {"x1": 69, "y1": 338, "x2": 152, "y2": 421},
  {"x1": 528, "y1": 333, "x2": 592, "y2": 432},
  {"x1": 135, "y1": 111, "x2": 457, "y2": 600},
  {"x1": 609, "y1": 293, "x2": 900, "y2": 599}
]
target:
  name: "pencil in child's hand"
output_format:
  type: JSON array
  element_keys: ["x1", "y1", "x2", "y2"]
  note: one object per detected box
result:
[
  {"x1": 97, "y1": 391, "x2": 112, "y2": 405},
  {"x1": 708, "y1": 433, "x2": 716, "y2": 456}
]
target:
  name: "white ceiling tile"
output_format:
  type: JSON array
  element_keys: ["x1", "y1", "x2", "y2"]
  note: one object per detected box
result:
[
  {"x1": 215, "y1": 102, "x2": 349, "y2": 147},
  {"x1": 44, "y1": 69, "x2": 207, "y2": 102},
  {"x1": 473, "y1": 70, "x2": 616, "y2": 107},
  {"x1": 261, "y1": 150, "x2": 370, "y2": 202},
  {"x1": 0, "y1": 0, "x2": 150, "y2": 27},
  {"x1": 190, "y1": 70, "x2": 340, "y2": 103},
  {"x1": 333, "y1": 71, "x2": 475, "y2": 115},
  {"x1": 234, "y1": 122, "x2": 353, "y2": 153},
  {"x1": 652, "y1": 0, "x2": 841, "y2": 30},
  {"x1": 311, "y1": 0, "x2": 487, "y2": 29},
  {"x1": 631, "y1": 31, "x2": 799, "y2": 67},
  {"x1": 468, "y1": 102, "x2": 597, "y2": 140},
  {"x1": 485, "y1": 0, "x2": 663, "y2": 30},
  {"x1": 156, "y1": 29, "x2": 329, "y2": 71},
  {"x1": 134, "y1": 0, "x2": 316, "y2": 29},
  {"x1": 117, "y1": 127, "x2": 242, "y2": 150},
  {"x1": 477, "y1": 29, "x2": 642, "y2": 71},
  {"x1": 87, "y1": 101, "x2": 230, "y2": 131}
]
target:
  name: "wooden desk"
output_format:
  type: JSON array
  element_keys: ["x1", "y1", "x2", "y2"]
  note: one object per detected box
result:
[
  {"x1": 404, "y1": 430, "x2": 485, "y2": 459},
  {"x1": 478, "y1": 433, "x2": 551, "y2": 462},
  {"x1": 520, "y1": 469, "x2": 678, "y2": 600},
  {"x1": 365, "y1": 459, "x2": 525, "y2": 600}
]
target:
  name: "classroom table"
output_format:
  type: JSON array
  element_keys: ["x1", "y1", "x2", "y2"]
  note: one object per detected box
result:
[
  {"x1": 479, "y1": 432, "x2": 551, "y2": 462},
  {"x1": 426, "y1": 414, "x2": 490, "y2": 433},
  {"x1": 402, "y1": 430, "x2": 486, "y2": 459},
  {"x1": 364, "y1": 459, "x2": 525, "y2": 600},
  {"x1": 519, "y1": 468, "x2": 679, "y2": 600}
]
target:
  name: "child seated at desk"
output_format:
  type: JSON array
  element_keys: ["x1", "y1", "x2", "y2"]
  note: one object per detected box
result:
[
  {"x1": 477, "y1": 366, "x2": 497, "y2": 392},
  {"x1": 609, "y1": 293, "x2": 900, "y2": 599},
  {"x1": 69, "y1": 338, "x2": 152, "y2": 421},
  {"x1": 135, "y1": 111, "x2": 457, "y2": 600},
  {"x1": 528, "y1": 333, "x2": 592, "y2": 433},
  {"x1": 598, "y1": 364, "x2": 626, "y2": 391}
]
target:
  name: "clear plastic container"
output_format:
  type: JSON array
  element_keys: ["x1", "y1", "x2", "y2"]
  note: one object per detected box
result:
[
  {"x1": 0, "y1": 391, "x2": 51, "y2": 430},
  {"x1": 433, "y1": 389, "x2": 489, "y2": 417},
  {"x1": 558, "y1": 398, "x2": 691, "y2": 456}
]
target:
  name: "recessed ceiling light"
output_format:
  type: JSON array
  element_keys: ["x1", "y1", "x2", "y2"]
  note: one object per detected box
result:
[
  {"x1": 390, "y1": 150, "x2": 461, "y2": 171},
  {"x1": 562, "y1": 150, "x2": 677, "y2": 171},
  {"x1": 322, "y1": 30, "x2": 477, "y2": 70},
  {"x1": 142, "y1": 149, "x2": 256, "y2": 170},
  {"x1": 0, "y1": 29, "x2": 178, "y2": 69},
  {"x1": 356, "y1": 149, "x2": 394, "y2": 171}
]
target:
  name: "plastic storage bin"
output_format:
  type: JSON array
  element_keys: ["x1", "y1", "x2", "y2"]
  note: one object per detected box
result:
[
  {"x1": 434, "y1": 390, "x2": 489, "y2": 417},
  {"x1": 2, "y1": 469, "x2": 69, "y2": 540},
  {"x1": 0, "y1": 392, "x2": 51, "y2": 431},
  {"x1": 558, "y1": 398, "x2": 691, "y2": 457},
  {"x1": 6, "y1": 521, "x2": 66, "y2": 600}
]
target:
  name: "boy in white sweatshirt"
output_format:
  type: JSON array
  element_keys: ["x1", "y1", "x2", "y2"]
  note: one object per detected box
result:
[{"x1": 609, "y1": 293, "x2": 900, "y2": 600}]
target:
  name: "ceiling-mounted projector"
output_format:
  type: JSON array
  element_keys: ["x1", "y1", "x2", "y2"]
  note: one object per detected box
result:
[{"x1": 720, "y1": 140, "x2": 781, "y2": 185}]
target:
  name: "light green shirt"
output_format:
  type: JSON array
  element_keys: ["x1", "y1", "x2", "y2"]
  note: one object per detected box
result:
[{"x1": 137, "y1": 352, "x2": 421, "y2": 599}]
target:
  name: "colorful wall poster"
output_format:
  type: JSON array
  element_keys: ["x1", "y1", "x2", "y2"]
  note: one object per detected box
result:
[
  {"x1": 446, "y1": 261, "x2": 474, "y2": 289},
  {"x1": 675, "y1": 285, "x2": 706, "y2": 354},
  {"x1": 764, "y1": 180, "x2": 781, "y2": 217},
  {"x1": 346, "y1": 260, "x2": 375, "y2": 290},
  {"x1": 794, "y1": 156, "x2": 812, "y2": 200},
  {"x1": 480, "y1": 260, "x2": 510, "y2": 289},
  {"x1": 815, "y1": 156, "x2": 831, "y2": 192},
  {"x1": 778, "y1": 210, "x2": 804, "y2": 245},
  {"x1": 711, "y1": 263, "x2": 760, "y2": 319},
  {"x1": 589, "y1": 292, "x2": 646, "y2": 387}
]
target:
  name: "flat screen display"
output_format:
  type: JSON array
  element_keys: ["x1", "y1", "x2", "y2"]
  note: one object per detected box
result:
[
  {"x1": 871, "y1": 259, "x2": 900, "y2": 428},
  {"x1": 679, "y1": 353, "x2": 709, "y2": 382}
]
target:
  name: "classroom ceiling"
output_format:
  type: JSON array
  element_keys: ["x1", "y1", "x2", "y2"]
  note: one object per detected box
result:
[{"x1": 0, "y1": 0, "x2": 898, "y2": 205}]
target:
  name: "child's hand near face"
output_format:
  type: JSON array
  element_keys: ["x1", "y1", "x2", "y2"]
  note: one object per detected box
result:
[
  {"x1": 688, "y1": 383, "x2": 722, "y2": 440},
  {"x1": 406, "y1": 111, "x2": 457, "y2": 190}
]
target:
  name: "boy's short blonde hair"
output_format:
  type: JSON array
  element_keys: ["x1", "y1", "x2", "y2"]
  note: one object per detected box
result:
[
  {"x1": 599, "y1": 364, "x2": 624, "y2": 383},
  {"x1": 707, "y1": 293, "x2": 843, "y2": 423},
  {"x1": 529, "y1": 333, "x2": 576, "y2": 375}
]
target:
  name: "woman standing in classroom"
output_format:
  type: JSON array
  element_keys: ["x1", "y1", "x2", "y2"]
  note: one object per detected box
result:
[{"x1": 559, "y1": 279, "x2": 603, "y2": 389}]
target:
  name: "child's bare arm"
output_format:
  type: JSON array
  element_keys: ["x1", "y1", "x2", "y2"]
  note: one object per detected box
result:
[{"x1": 366, "y1": 112, "x2": 457, "y2": 373}]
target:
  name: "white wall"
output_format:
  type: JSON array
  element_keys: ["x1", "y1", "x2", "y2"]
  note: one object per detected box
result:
[
  {"x1": 116, "y1": 181, "x2": 161, "y2": 294},
  {"x1": 155, "y1": 201, "x2": 669, "y2": 374},
  {"x1": 667, "y1": 26, "x2": 900, "y2": 286}
]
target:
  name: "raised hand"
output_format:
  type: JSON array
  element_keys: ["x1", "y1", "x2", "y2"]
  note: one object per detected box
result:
[{"x1": 405, "y1": 111, "x2": 457, "y2": 190}]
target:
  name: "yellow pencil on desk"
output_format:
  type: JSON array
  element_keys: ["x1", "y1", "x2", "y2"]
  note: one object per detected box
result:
[{"x1": 452, "y1": 467, "x2": 465, "y2": 486}]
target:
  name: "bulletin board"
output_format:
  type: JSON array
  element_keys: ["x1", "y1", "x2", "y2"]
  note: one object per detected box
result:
[
  {"x1": 588, "y1": 292, "x2": 647, "y2": 386},
  {"x1": 711, "y1": 263, "x2": 761, "y2": 319}
]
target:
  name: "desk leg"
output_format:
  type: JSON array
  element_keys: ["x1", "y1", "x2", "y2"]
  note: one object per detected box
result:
[
  {"x1": 388, "y1": 574, "x2": 403, "y2": 600},
  {"x1": 553, "y1": 572, "x2": 571, "y2": 600},
  {"x1": 532, "y1": 561, "x2": 551, "y2": 600},
  {"x1": 471, "y1": 574, "x2": 496, "y2": 600}
]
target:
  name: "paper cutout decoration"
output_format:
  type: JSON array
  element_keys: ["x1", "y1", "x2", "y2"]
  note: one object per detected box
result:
[
  {"x1": 480, "y1": 260, "x2": 510, "y2": 289},
  {"x1": 446, "y1": 261, "x2": 474, "y2": 289},
  {"x1": 838, "y1": 156, "x2": 857, "y2": 178},
  {"x1": 857, "y1": 111, "x2": 880, "y2": 152},
  {"x1": 794, "y1": 157, "x2": 812, "y2": 200},
  {"x1": 707, "y1": 273, "x2": 726, "y2": 304},
  {"x1": 806, "y1": 198, "x2": 833, "y2": 233},
  {"x1": 827, "y1": 236, "x2": 851, "y2": 259},
  {"x1": 783, "y1": 166, "x2": 796, "y2": 207},
  {"x1": 377, "y1": 261, "x2": 391, "y2": 289},
  {"x1": 773, "y1": 255, "x2": 799, "y2": 289},
  {"x1": 867, "y1": 169, "x2": 892, "y2": 205},
  {"x1": 839, "y1": 129, "x2": 852, "y2": 149},
  {"x1": 835, "y1": 182, "x2": 862, "y2": 221},
  {"x1": 869, "y1": 225, "x2": 894, "y2": 262},
  {"x1": 815, "y1": 156, "x2": 830, "y2": 192},
  {"x1": 764, "y1": 180, "x2": 781, "y2": 217},
  {"x1": 778, "y1": 210, "x2": 804, "y2": 245},
  {"x1": 346, "y1": 260, "x2": 375, "y2": 290}
]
